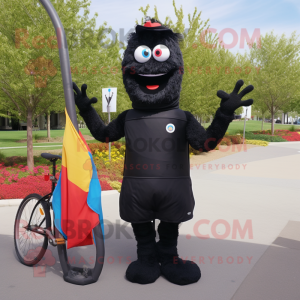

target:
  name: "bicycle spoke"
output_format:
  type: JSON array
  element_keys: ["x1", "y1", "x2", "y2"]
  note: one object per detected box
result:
[
  {"x1": 38, "y1": 217, "x2": 46, "y2": 228},
  {"x1": 15, "y1": 196, "x2": 50, "y2": 264}
]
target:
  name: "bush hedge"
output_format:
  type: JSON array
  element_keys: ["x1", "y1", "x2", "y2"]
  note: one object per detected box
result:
[
  {"x1": 244, "y1": 132, "x2": 286, "y2": 142},
  {"x1": 245, "y1": 140, "x2": 269, "y2": 147}
]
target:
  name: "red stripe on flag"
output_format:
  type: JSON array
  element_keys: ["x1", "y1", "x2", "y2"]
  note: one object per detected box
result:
[
  {"x1": 79, "y1": 130, "x2": 92, "y2": 153},
  {"x1": 60, "y1": 165, "x2": 99, "y2": 249}
]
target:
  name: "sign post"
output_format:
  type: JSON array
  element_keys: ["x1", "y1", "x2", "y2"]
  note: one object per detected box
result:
[
  {"x1": 243, "y1": 108, "x2": 248, "y2": 145},
  {"x1": 102, "y1": 88, "x2": 117, "y2": 160}
]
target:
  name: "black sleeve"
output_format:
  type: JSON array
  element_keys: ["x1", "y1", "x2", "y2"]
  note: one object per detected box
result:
[
  {"x1": 184, "y1": 108, "x2": 234, "y2": 152},
  {"x1": 79, "y1": 107, "x2": 128, "y2": 143}
]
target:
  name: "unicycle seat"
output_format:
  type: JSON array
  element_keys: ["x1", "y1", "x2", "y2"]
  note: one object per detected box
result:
[{"x1": 41, "y1": 153, "x2": 62, "y2": 162}]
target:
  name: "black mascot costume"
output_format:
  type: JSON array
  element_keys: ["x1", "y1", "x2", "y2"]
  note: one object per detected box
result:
[{"x1": 73, "y1": 18, "x2": 254, "y2": 285}]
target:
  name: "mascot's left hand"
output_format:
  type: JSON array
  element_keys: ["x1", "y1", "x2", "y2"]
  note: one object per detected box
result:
[{"x1": 217, "y1": 79, "x2": 254, "y2": 115}]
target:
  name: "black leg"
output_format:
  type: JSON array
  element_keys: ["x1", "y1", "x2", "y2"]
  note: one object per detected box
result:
[
  {"x1": 157, "y1": 221, "x2": 201, "y2": 285},
  {"x1": 125, "y1": 222, "x2": 160, "y2": 284}
]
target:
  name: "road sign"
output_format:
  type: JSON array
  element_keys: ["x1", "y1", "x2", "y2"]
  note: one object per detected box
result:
[{"x1": 102, "y1": 88, "x2": 117, "y2": 112}]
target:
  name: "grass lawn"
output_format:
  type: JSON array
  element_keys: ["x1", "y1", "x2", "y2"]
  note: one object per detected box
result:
[
  {"x1": 1, "y1": 121, "x2": 299, "y2": 157},
  {"x1": 0, "y1": 128, "x2": 94, "y2": 157},
  {"x1": 0, "y1": 146, "x2": 65, "y2": 157},
  {"x1": 203, "y1": 120, "x2": 300, "y2": 135}
]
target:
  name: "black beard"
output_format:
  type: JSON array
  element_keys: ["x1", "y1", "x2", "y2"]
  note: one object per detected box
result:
[{"x1": 122, "y1": 68, "x2": 183, "y2": 110}]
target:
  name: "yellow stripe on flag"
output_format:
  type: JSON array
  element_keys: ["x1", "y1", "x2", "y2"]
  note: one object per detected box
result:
[{"x1": 62, "y1": 108, "x2": 92, "y2": 193}]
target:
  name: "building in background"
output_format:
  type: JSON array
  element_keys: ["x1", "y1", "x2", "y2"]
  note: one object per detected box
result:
[
  {"x1": 0, "y1": 114, "x2": 11, "y2": 129},
  {"x1": 0, "y1": 111, "x2": 66, "y2": 130}
]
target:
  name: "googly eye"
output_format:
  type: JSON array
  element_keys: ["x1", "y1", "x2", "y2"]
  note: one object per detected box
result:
[
  {"x1": 134, "y1": 45, "x2": 152, "y2": 63},
  {"x1": 153, "y1": 44, "x2": 170, "y2": 62}
]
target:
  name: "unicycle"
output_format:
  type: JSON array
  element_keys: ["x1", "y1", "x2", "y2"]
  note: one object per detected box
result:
[{"x1": 14, "y1": 153, "x2": 105, "y2": 285}]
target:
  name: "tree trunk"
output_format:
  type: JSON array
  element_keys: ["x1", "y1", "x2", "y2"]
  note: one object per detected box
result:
[
  {"x1": 47, "y1": 113, "x2": 50, "y2": 141},
  {"x1": 27, "y1": 108, "x2": 34, "y2": 172},
  {"x1": 271, "y1": 111, "x2": 274, "y2": 135},
  {"x1": 261, "y1": 113, "x2": 264, "y2": 130}
]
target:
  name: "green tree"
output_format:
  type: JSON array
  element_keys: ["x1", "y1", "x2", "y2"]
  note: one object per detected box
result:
[
  {"x1": 0, "y1": 0, "x2": 128, "y2": 170},
  {"x1": 252, "y1": 100, "x2": 269, "y2": 129},
  {"x1": 288, "y1": 93, "x2": 300, "y2": 115},
  {"x1": 248, "y1": 31, "x2": 300, "y2": 134}
]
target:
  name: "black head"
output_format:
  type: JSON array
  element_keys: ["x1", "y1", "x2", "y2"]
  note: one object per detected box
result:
[{"x1": 121, "y1": 19, "x2": 184, "y2": 110}]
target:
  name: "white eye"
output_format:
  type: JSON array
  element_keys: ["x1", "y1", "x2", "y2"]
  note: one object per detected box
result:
[
  {"x1": 153, "y1": 44, "x2": 170, "y2": 62},
  {"x1": 134, "y1": 45, "x2": 152, "y2": 63}
]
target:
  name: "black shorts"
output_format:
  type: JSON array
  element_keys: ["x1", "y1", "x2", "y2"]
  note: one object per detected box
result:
[{"x1": 119, "y1": 177, "x2": 195, "y2": 223}]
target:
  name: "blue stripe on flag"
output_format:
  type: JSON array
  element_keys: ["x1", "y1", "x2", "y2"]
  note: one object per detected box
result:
[
  {"x1": 52, "y1": 172, "x2": 67, "y2": 239},
  {"x1": 87, "y1": 152, "x2": 104, "y2": 240}
]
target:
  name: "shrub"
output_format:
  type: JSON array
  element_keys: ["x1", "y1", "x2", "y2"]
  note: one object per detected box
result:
[
  {"x1": 289, "y1": 125, "x2": 296, "y2": 132},
  {"x1": 227, "y1": 135, "x2": 242, "y2": 144},
  {"x1": 189, "y1": 134, "x2": 243, "y2": 155},
  {"x1": 94, "y1": 145, "x2": 124, "y2": 163},
  {"x1": 113, "y1": 141, "x2": 124, "y2": 149},
  {"x1": 0, "y1": 155, "x2": 57, "y2": 168},
  {"x1": 189, "y1": 145, "x2": 202, "y2": 155},
  {"x1": 245, "y1": 132, "x2": 286, "y2": 142},
  {"x1": 280, "y1": 132, "x2": 300, "y2": 141},
  {"x1": 99, "y1": 180, "x2": 113, "y2": 191},
  {"x1": 2, "y1": 156, "x2": 27, "y2": 166},
  {"x1": 0, "y1": 151, "x2": 5, "y2": 162},
  {"x1": 252, "y1": 129, "x2": 300, "y2": 141},
  {"x1": 245, "y1": 140, "x2": 269, "y2": 147},
  {"x1": 33, "y1": 133, "x2": 41, "y2": 142},
  {"x1": 89, "y1": 143, "x2": 108, "y2": 154},
  {"x1": 89, "y1": 141, "x2": 125, "y2": 154},
  {"x1": 108, "y1": 180, "x2": 122, "y2": 192},
  {"x1": 220, "y1": 137, "x2": 231, "y2": 146},
  {"x1": 119, "y1": 145, "x2": 126, "y2": 156}
]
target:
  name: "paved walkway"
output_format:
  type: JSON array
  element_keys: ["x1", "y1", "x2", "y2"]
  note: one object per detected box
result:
[{"x1": 0, "y1": 142, "x2": 300, "y2": 300}]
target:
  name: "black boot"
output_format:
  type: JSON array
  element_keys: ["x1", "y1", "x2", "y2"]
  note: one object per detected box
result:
[
  {"x1": 157, "y1": 221, "x2": 201, "y2": 285},
  {"x1": 126, "y1": 222, "x2": 161, "y2": 284}
]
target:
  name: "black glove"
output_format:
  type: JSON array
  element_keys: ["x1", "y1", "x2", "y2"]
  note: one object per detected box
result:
[
  {"x1": 73, "y1": 82, "x2": 98, "y2": 113},
  {"x1": 217, "y1": 80, "x2": 254, "y2": 115}
]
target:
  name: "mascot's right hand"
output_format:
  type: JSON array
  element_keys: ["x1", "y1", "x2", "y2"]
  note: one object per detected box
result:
[{"x1": 73, "y1": 82, "x2": 98, "y2": 112}]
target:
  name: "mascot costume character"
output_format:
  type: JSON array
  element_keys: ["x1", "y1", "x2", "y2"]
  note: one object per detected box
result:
[{"x1": 73, "y1": 18, "x2": 254, "y2": 285}]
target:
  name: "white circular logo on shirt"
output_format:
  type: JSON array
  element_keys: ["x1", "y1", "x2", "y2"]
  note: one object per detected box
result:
[{"x1": 166, "y1": 123, "x2": 175, "y2": 133}]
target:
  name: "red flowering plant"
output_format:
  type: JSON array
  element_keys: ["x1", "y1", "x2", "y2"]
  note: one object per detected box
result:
[
  {"x1": 0, "y1": 142, "x2": 127, "y2": 199},
  {"x1": 252, "y1": 130, "x2": 300, "y2": 141},
  {"x1": 0, "y1": 159, "x2": 118, "y2": 199},
  {"x1": 0, "y1": 163, "x2": 115, "y2": 199},
  {"x1": 280, "y1": 131, "x2": 300, "y2": 141}
]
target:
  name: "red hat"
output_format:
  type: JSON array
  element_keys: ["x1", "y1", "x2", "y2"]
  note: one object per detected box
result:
[{"x1": 135, "y1": 19, "x2": 172, "y2": 34}]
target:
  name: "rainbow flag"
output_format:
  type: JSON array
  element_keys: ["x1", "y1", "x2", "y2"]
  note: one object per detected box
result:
[{"x1": 52, "y1": 108, "x2": 103, "y2": 249}]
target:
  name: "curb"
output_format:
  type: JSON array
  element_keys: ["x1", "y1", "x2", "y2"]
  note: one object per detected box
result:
[
  {"x1": 0, "y1": 190, "x2": 119, "y2": 207},
  {"x1": 0, "y1": 199, "x2": 23, "y2": 207},
  {"x1": 268, "y1": 141, "x2": 300, "y2": 145}
]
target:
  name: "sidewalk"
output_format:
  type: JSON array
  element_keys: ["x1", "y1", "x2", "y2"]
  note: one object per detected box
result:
[{"x1": 0, "y1": 142, "x2": 299, "y2": 300}]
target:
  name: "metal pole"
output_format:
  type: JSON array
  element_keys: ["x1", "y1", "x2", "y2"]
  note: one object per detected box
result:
[
  {"x1": 38, "y1": 0, "x2": 78, "y2": 131},
  {"x1": 243, "y1": 108, "x2": 248, "y2": 145},
  {"x1": 39, "y1": 0, "x2": 104, "y2": 285},
  {"x1": 108, "y1": 104, "x2": 111, "y2": 160}
]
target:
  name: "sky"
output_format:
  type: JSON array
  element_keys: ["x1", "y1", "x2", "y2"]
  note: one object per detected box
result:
[{"x1": 86, "y1": 0, "x2": 300, "y2": 54}]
